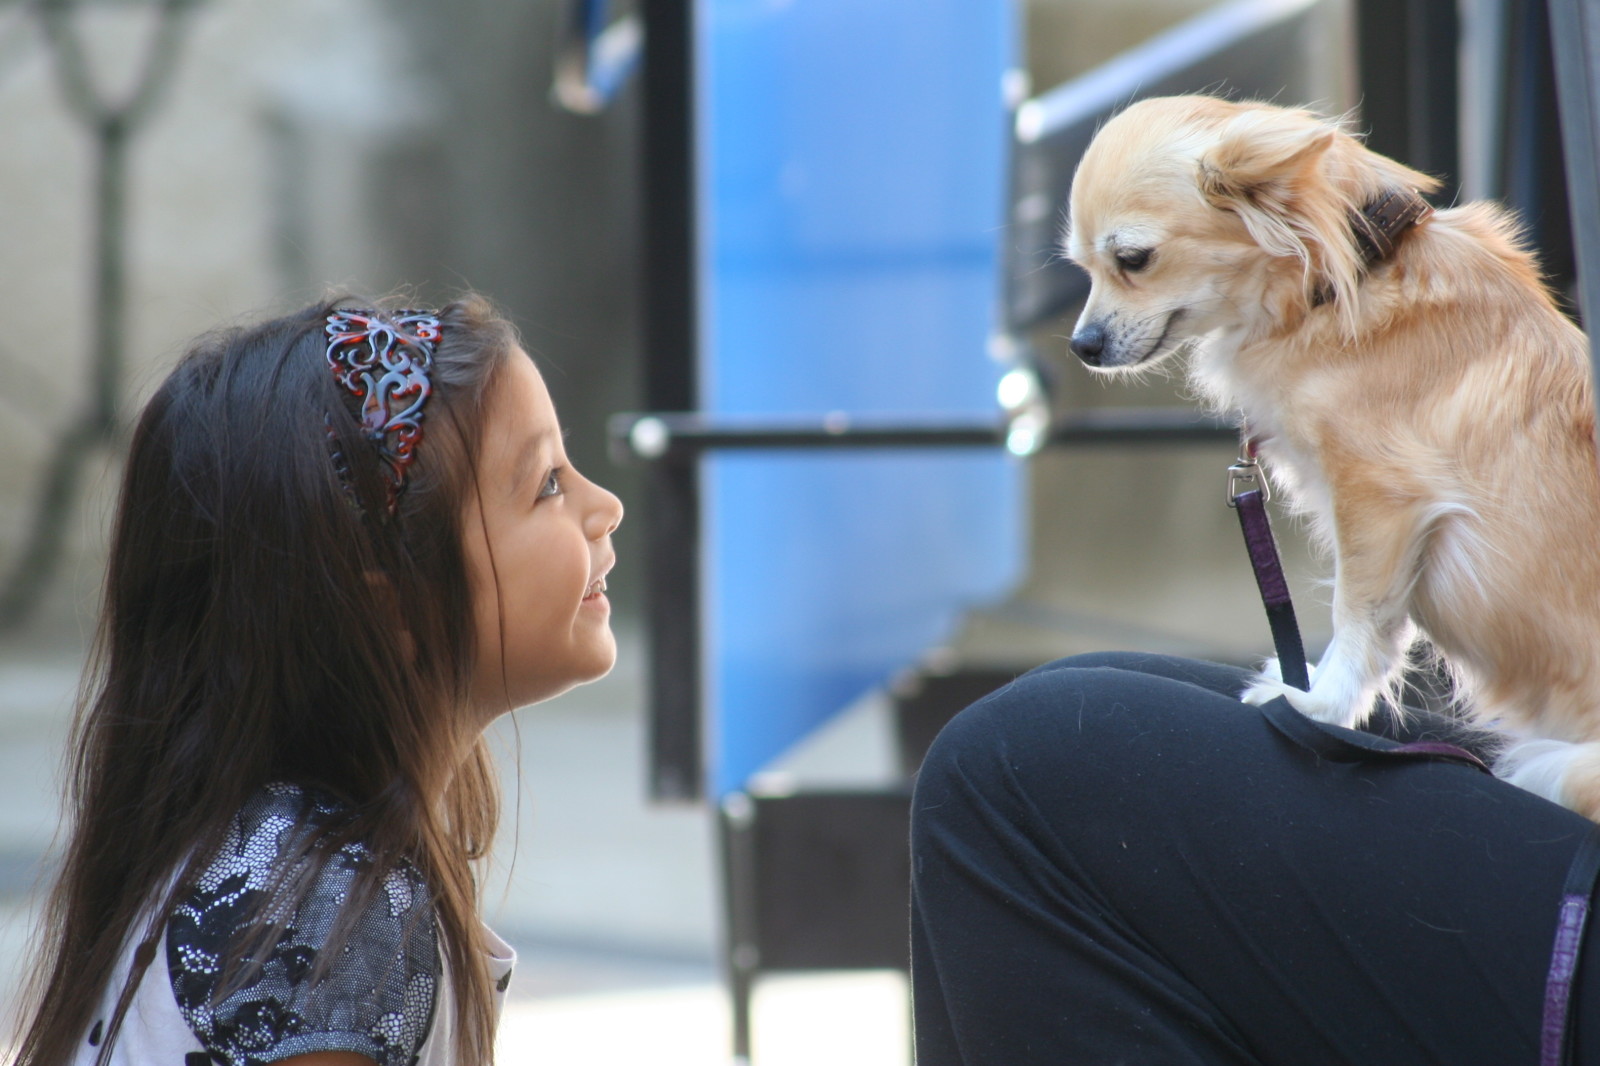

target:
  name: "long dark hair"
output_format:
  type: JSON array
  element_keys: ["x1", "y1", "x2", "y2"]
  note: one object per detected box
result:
[{"x1": 10, "y1": 294, "x2": 517, "y2": 1065}]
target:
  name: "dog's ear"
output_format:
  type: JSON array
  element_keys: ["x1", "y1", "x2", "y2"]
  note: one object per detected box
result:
[
  {"x1": 1195, "y1": 106, "x2": 1354, "y2": 312},
  {"x1": 1195, "y1": 103, "x2": 1438, "y2": 335},
  {"x1": 1198, "y1": 108, "x2": 1336, "y2": 215}
]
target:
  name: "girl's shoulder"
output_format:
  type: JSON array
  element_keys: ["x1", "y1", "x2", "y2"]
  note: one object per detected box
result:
[
  {"x1": 184, "y1": 781, "x2": 413, "y2": 900},
  {"x1": 165, "y1": 782, "x2": 441, "y2": 1065}
]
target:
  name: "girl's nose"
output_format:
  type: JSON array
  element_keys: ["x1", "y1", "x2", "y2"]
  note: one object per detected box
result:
[{"x1": 587, "y1": 484, "x2": 624, "y2": 540}]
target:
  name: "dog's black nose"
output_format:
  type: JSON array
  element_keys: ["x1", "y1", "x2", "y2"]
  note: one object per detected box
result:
[{"x1": 1070, "y1": 323, "x2": 1107, "y2": 365}]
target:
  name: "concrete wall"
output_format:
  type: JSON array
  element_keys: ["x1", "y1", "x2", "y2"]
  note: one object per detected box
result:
[{"x1": 0, "y1": 0, "x2": 642, "y2": 637}]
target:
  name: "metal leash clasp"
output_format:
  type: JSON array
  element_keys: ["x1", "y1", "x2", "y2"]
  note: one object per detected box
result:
[{"x1": 1227, "y1": 453, "x2": 1270, "y2": 507}]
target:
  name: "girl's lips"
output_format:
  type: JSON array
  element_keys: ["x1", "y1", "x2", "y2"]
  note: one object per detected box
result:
[{"x1": 582, "y1": 576, "x2": 608, "y2": 602}]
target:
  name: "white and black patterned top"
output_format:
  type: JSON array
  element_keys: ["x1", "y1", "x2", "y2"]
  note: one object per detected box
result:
[{"x1": 75, "y1": 783, "x2": 516, "y2": 1066}]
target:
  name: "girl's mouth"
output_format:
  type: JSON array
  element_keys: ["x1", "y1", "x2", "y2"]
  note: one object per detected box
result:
[{"x1": 582, "y1": 577, "x2": 608, "y2": 602}]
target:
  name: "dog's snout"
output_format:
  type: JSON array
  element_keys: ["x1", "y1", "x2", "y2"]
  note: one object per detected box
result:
[{"x1": 1070, "y1": 323, "x2": 1107, "y2": 365}]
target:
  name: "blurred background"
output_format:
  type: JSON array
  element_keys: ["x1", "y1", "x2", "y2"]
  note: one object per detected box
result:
[{"x1": 0, "y1": 0, "x2": 1591, "y2": 1062}]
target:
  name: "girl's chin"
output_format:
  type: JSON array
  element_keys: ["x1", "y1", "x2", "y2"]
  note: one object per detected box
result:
[{"x1": 473, "y1": 626, "x2": 619, "y2": 712}]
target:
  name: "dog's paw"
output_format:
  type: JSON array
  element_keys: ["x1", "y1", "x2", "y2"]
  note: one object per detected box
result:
[
  {"x1": 1247, "y1": 656, "x2": 1320, "y2": 684},
  {"x1": 1240, "y1": 669, "x2": 1303, "y2": 708},
  {"x1": 1256, "y1": 656, "x2": 1287, "y2": 684},
  {"x1": 1239, "y1": 660, "x2": 1363, "y2": 727}
]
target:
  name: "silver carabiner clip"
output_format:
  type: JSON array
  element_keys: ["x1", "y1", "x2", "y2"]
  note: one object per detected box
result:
[{"x1": 1227, "y1": 456, "x2": 1270, "y2": 507}]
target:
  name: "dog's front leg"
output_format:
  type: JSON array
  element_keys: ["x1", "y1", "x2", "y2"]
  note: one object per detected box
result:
[
  {"x1": 1241, "y1": 490, "x2": 1423, "y2": 728},
  {"x1": 1242, "y1": 602, "x2": 1414, "y2": 727}
]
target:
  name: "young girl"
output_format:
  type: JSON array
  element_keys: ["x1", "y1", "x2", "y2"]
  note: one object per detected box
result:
[{"x1": 9, "y1": 294, "x2": 623, "y2": 1065}]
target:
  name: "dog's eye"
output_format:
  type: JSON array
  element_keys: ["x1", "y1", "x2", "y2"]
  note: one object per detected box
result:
[{"x1": 1116, "y1": 248, "x2": 1153, "y2": 273}]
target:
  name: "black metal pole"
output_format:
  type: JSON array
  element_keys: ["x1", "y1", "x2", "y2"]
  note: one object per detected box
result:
[
  {"x1": 1547, "y1": 0, "x2": 1600, "y2": 402},
  {"x1": 640, "y1": 0, "x2": 703, "y2": 802},
  {"x1": 608, "y1": 408, "x2": 1234, "y2": 463},
  {"x1": 1503, "y1": 0, "x2": 1578, "y2": 310},
  {"x1": 1355, "y1": 0, "x2": 1461, "y2": 201}
]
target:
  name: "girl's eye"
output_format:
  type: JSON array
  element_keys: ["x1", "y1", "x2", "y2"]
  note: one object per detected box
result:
[
  {"x1": 538, "y1": 468, "x2": 564, "y2": 499},
  {"x1": 1116, "y1": 247, "x2": 1153, "y2": 272}
]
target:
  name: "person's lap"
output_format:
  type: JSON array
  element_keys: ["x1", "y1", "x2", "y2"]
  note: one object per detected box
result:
[{"x1": 911, "y1": 651, "x2": 1600, "y2": 1065}]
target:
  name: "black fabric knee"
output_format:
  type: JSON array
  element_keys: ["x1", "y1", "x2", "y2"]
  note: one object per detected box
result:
[{"x1": 910, "y1": 654, "x2": 1600, "y2": 1065}]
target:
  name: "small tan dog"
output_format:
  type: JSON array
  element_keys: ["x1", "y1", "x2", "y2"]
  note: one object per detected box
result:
[{"x1": 1065, "y1": 94, "x2": 1600, "y2": 818}]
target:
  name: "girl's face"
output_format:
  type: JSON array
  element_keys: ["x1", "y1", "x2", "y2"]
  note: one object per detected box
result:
[{"x1": 462, "y1": 351, "x2": 624, "y2": 715}]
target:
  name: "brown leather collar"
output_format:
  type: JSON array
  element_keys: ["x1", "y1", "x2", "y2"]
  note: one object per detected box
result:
[
  {"x1": 1311, "y1": 187, "x2": 1433, "y2": 306},
  {"x1": 1348, "y1": 186, "x2": 1434, "y2": 264}
]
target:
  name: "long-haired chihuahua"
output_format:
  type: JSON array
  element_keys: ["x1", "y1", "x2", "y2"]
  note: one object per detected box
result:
[{"x1": 1066, "y1": 94, "x2": 1600, "y2": 817}]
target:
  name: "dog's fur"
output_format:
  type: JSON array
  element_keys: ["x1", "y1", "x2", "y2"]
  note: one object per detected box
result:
[{"x1": 1065, "y1": 95, "x2": 1600, "y2": 818}]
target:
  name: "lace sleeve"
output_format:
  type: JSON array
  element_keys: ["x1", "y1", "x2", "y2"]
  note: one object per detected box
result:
[{"x1": 166, "y1": 784, "x2": 441, "y2": 1066}]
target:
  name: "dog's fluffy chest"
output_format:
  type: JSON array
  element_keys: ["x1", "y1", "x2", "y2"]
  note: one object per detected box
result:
[
  {"x1": 1249, "y1": 424, "x2": 1333, "y2": 526},
  {"x1": 1188, "y1": 337, "x2": 1335, "y2": 526}
]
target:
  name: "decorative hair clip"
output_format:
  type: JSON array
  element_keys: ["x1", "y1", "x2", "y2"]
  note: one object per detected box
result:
[{"x1": 325, "y1": 308, "x2": 442, "y2": 515}]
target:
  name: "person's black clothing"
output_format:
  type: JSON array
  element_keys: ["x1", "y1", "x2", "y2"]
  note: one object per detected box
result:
[{"x1": 910, "y1": 652, "x2": 1600, "y2": 1065}]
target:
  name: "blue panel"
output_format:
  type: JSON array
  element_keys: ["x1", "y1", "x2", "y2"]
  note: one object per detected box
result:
[{"x1": 699, "y1": 0, "x2": 1021, "y2": 796}]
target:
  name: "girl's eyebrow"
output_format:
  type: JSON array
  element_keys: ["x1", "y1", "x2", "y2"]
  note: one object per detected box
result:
[{"x1": 510, "y1": 429, "x2": 550, "y2": 491}]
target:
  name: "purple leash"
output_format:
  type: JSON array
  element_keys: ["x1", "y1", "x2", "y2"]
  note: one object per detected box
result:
[
  {"x1": 1228, "y1": 447, "x2": 1310, "y2": 691},
  {"x1": 1229, "y1": 443, "x2": 1600, "y2": 1064},
  {"x1": 1544, "y1": 827, "x2": 1600, "y2": 1066}
]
